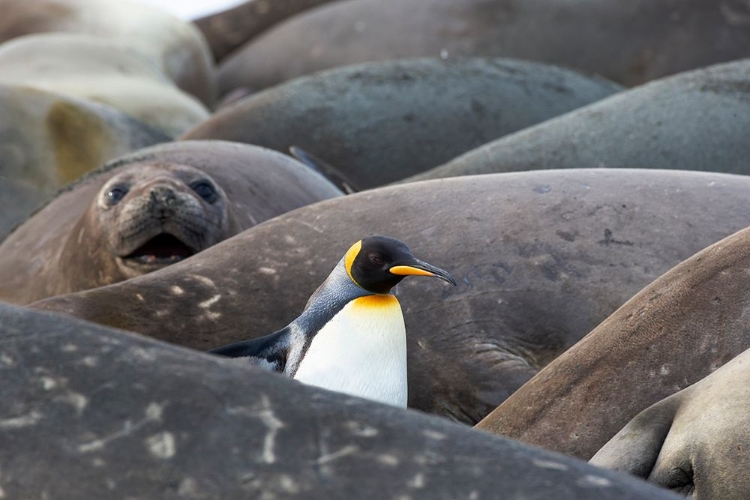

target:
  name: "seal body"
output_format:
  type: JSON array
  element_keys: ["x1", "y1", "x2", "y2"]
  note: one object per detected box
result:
[
  {"x1": 0, "y1": 141, "x2": 342, "y2": 304},
  {"x1": 0, "y1": 83, "x2": 168, "y2": 239},
  {"x1": 592, "y1": 347, "x2": 750, "y2": 499},
  {"x1": 31, "y1": 169, "x2": 750, "y2": 423},
  {"x1": 477, "y1": 225, "x2": 750, "y2": 460},
  {"x1": 0, "y1": 302, "x2": 682, "y2": 500},
  {"x1": 217, "y1": 0, "x2": 750, "y2": 92},
  {"x1": 186, "y1": 58, "x2": 622, "y2": 187},
  {"x1": 407, "y1": 59, "x2": 750, "y2": 183}
]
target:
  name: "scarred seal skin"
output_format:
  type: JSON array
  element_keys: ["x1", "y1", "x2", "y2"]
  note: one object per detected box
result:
[
  {"x1": 0, "y1": 302, "x2": 682, "y2": 500},
  {"x1": 0, "y1": 140, "x2": 342, "y2": 304},
  {"x1": 29, "y1": 169, "x2": 750, "y2": 423}
]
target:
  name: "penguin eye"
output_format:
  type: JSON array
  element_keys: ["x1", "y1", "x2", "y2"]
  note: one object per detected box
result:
[
  {"x1": 191, "y1": 181, "x2": 217, "y2": 203},
  {"x1": 369, "y1": 253, "x2": 385, "y2": 266},
  {"x1": 104, "y1": 186, "x2": 128, "y2": 206}
]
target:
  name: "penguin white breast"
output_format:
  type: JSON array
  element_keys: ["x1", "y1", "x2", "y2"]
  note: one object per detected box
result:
[{"x1": 293, "y1": 294, "x2": 408, "y2": 407}]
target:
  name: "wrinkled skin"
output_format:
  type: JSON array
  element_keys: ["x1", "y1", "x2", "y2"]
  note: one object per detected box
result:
[
  {"x1": 186, "y1": 58, "x2": 622, "y2": 188},
  {"x1": 592, "y1": 348, "x2": 750, "y2": 500},
  {"x1": 218, "y1": 0, "x2": 750, "y2": 92},
  {"x1": 0, "y1": 303, "x2": 681, "y2": 499},
  {"x1": 407, "y1": 59, "x2": 750, "y2": 183},
  {"x1": 478, "y1": 226, "x2": 750, "y2": 460},
  {"x1": 29, "y1": 169, "x2": 750, "y2": 423},
  {"x1": 0, "y1": 140, "x2": 341, "y2": 304}
]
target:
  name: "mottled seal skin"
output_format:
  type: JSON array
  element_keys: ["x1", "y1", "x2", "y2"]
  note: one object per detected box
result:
[
  {"x1": 0, "y1": 33, "x2": 209, "y2": 137},
  {"x1": 0, "y1": 140, "x2": 341, "y2": 305},
  {"x1": 30, "y1": 169, "x2": 750, "y2": 424},
  {"x1": 407, "y1": 59, "x2": 750, "y2": 183},
  {"x1": 0, "y1": 83, "x2": 169, "y2": 240},
  {"x1": 185, "y1": 58, "x2": 622, "y2": 188},
  {"x1": 0, "y1": 304, "x2": 681, "y2": 500},
  {"x1": 591, "y1": 348, "x2": 750, "y2": 499},
  {"x1": 217, "y1": 0, "x2": 750, "y2": 92},
  {"x1": 194, "y1": 0, "x2": 340, "y2": 62},
  {"x1": 477, "y1": 225, "x2": 750, "y2": 460},
  {"x1": 0, "y1": 0, "x2": 216, "y2": 106}
]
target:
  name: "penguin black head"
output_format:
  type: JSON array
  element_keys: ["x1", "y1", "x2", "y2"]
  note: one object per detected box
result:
[{"x1": 343, "y1": 235, "x2": 457, "y2": 294}]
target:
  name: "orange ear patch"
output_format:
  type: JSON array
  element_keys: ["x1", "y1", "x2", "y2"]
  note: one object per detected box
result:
[{"x1": 344, "y1": 240, "x2": 362, "y2": 283}]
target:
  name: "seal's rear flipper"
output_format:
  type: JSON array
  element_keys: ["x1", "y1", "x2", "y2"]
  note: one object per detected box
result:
[
  {"x1": 590, "y1": 393, "x2": 681, "y2": 478},
  {"x1": 289, "y1": 146, "x2": 360, "y2": 194}
]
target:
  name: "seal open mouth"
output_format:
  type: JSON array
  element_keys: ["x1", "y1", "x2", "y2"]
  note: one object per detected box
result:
[{"x1": 124, "y1": 234, "x2": 196, "y2": 265}]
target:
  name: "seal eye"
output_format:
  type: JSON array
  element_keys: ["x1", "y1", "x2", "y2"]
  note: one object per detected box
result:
[
  {"x1": 369, "y1": 253, "x2": 385, "y2": 266},
  {"x1": 105, "y1": 187, "x2": 128, "y2": 206},
  {"x1": 191, "y1": 181, "x2": 217, "y2": 203}
]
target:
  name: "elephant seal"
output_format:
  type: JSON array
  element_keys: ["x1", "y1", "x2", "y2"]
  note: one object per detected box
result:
[
  {"x1": 30, "y1": 169, "x2": 750, "y2": 423},
  {"x1": 184, "y1": 58, "x2": 622, "y2": 188},
  {"x1": 194, "y1": 0, "x2": 340, "y2": 62},
  {"x1": 0, "y1": 303, "x2": 680, "y2": 500},
  {"x1": 477, "y1": 225, "x2": 750, "y2": 460},
  {"x1": 0, "y1": 140, "x2": 342, "y2": 304},
  {"x1": 0, "y1": 33, "x2": 209, "y2": 137},
  {"x1": 407, "y1": 59, "x2": 750, "y2": 183},
  {"x1": 0, "y1": 0, "x2": 215, "y2": 106},
  {"x1": 0, "y1": 83, "x2": 168, "y2": 240},
  {"x1": 217, "y1": 0, "x2": 750, "y2": 92},
  {"x1": 591, "y1": 347, "x2": 750, "y2": 499}
]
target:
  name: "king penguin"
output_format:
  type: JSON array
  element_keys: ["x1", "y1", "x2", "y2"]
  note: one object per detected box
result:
[{"x1": 209, "y1": 235, "x2": 456, "y2": 407}]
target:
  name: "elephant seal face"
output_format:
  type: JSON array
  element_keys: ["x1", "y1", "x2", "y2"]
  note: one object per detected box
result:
[
  {"x1": 591, "y1": 349, "x2": 750, "y2": 499},
  {"x1": 93, "y1": 163, "x2": 232, "y2": 276}
]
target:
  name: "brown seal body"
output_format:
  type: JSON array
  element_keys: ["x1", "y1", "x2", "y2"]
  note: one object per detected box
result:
[
  {"x1": 591, "y1": 347, "x2": 750, "y2": 499},
  {"x1": 0, "y1": 302, "x2": 682, "y2": 500},
  {"x1": 217, "y1": 0, "x2": 750, "y2": 92},
  {"x1": 0, "y1": 83, "x2": 169, "y2": 240},
  {"x1": 194, "y1": 0, "x2": 339, "y2": 62},
  {"x1": 0, "y1": 0, "x2": 215, "y2": 106},
  {"x1": 185, "y1": 58, "x2": 622, "y2": 188},
  {"x1": 29, "y1": 169, "x2": 750, "y2": 423},
  {"x1": 0, "y1": 140, "x2": 342, "y2": 304},
  {"x1": 477, "y1": 225, "x2": 750, "y2": 460},
  {"x1": 0, "y1": 33, "x2": 209, "y2": 137},
  {"x1": 407, "y1": 59, "x2": 750, "y2": 183}
]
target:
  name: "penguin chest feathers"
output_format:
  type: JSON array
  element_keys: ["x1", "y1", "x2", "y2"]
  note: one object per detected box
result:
[{"x1": 293, "y1": 294, "x2": 408, "y2": 407}]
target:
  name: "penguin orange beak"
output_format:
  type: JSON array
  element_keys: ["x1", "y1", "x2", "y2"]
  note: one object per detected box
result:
[{"x1": 390, "y1": 259, "x2": 457, "y2": 286}]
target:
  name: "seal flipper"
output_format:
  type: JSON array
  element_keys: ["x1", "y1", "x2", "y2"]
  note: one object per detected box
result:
[
  {"x1": 289, "y1": 146, "x2": 360, "y2": 194},
  {"x1": 589, "y1": 394, "x2": 682, "y2": 478},
  {"x1": 208, "y1": 327, "x2": 290, "y2": 372}
]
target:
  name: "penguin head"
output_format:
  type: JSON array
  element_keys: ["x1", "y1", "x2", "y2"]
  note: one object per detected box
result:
[{"x1": 343, "y1": 235, "x2": 457, "y2": 294}]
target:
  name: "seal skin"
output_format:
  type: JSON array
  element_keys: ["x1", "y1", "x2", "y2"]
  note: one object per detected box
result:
[
  {"x1": 217, "y1": 0, "x2": 750, "y2": 92},
  {"x1": 185, "y1": 58, "x2": 623, "y2": 188},
  {"x1": 591, "y1": 347, "x2": 750, "y2": 499},
  {"x1": 0, "y1": 83, "x2": 169, "y2": 240},
  {"x1": 29, "y1": 169, "x2": 750, "y2": 423},
  {"x1": 0, "y1": 0, "x2": 216, "y2": 106},
  {"x1": 0, "y1": 33, "x2": 210, "y2": 137},
  {"x1": 0, "y1": 303, "x2": 682, "y2": 500},
  {"x1": 476, "y1": 225, "x2": 750, "y2": 460},
  {"x1": 0, "y1": 140, "x2": 342, "y2": 305},
  {"x1": 407, "y1": 59, "x2": 750, "y2": 183},
  {"x1": 194, "y1": 0, "x2": 339, "y2": 62}
]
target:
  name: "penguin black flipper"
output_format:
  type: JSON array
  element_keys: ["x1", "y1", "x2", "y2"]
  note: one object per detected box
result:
[
  {"x1": 289, "y1": 146, "x2": 360, "y2": 194},
  {"x1": 208, "y1": 327, "x2": 290, "y2": 372}
]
